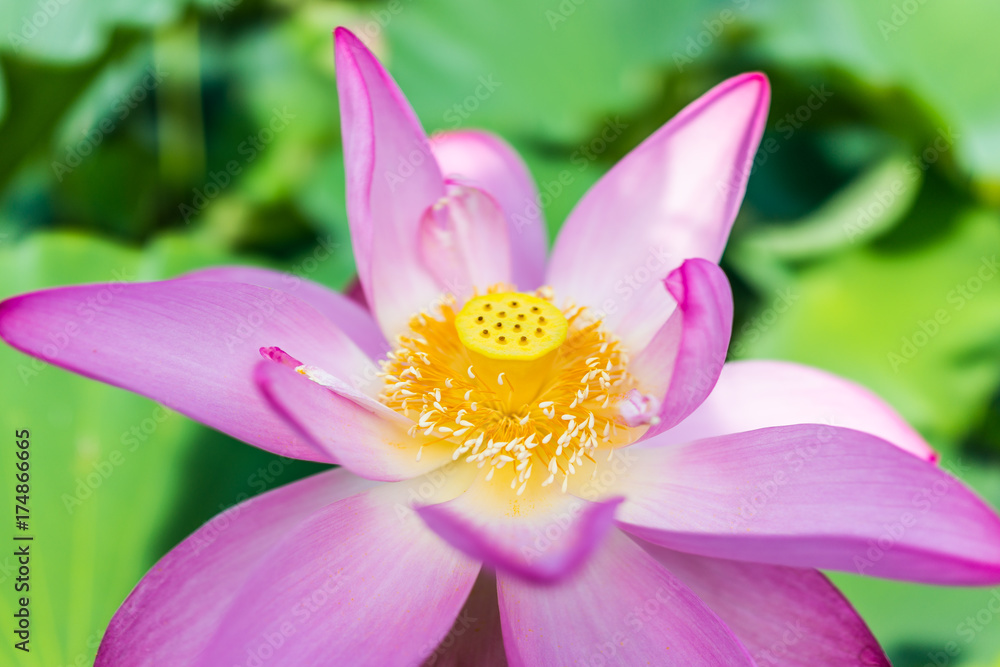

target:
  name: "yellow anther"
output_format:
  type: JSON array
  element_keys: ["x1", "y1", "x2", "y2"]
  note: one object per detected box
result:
[{"x1": 455, "y1": 292, "x2": 568, "y2": 361}]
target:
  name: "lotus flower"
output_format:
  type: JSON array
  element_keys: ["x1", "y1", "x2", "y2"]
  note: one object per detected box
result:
[{"x1": 3, "y1": 27, "x2": 1000, "y2": 666}]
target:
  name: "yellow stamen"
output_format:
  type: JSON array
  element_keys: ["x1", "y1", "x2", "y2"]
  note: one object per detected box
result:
[{"x1": 378, "y1": 286, "x2": 638, "y2": 498}]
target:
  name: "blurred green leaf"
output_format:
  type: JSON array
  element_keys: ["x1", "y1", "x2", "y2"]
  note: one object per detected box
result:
[
  {"x1": 746, "y1": 0, "x2": 1000, "y2": 182},
  {"x1": 734, "y1": 203, "x2": 1000, "y2": 449},
  {"x1": 0, "y1": 0, "x2": 184, "y2": 63},
  {"x1": 386, "y1": 0, "x2": 718, "y2": 143},
  {"x1": 737, "y1": 151, "x2": 921, "y2": 264}
]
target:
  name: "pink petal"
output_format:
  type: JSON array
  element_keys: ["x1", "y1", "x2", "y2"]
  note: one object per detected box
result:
[
  {"x1": 430, "y1": 130, "x2": 547, "y2": 289},
  {"x1": 0, "y1": 280, "x2": 377, "y2": 462},
  {"x1": 192, "y1": 482, "x2": 481, "y2": 667},
  {"x1": 642, "y1": 544, "x2": 889, "y2": 666},
  {"x1": 418, "y1": 184, "x2": 512, "y2": 299},
  {"x1": 417, "y1": 481, "x2": 622, "y2": 583},
  {"x1": 254, "y1": 359, "x2": 451, "y2": 481},
  {"x1": 96, "y1": 468, "x2": 377, "y2": 666},
  {"x1": 180, "y1": 265, "x2": 390, "y2": 360},
  {"x1": 616, "y1": 424, "x2": 1000, "y2": 584},
  {"x1": 547, "y1": 73, "x2": 769, "y2": 350},
  {"x1": 497, "y1": 529, "x2": 755, "y2": 666},
  {"x1": 335, "y1": 27, "x2": 446, "y2": 338},
  {"x1": 656, "y1": 359, "x2": 936, "y2": 460},
  {"x1": 421, "y1": 570, "x2": 508, "y2": 667},
  {"x1": 631, "y1": 258, "x2": 733, "y2": 438}
]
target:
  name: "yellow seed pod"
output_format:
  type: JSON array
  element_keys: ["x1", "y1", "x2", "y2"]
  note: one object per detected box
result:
[{"x1": 455, "y1": 292, "x2": 568, "y2": 361}]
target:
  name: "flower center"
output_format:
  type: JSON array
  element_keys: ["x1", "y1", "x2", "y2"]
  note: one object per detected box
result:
[
  {"x1": 454, "y1": 292, "x2": 567, "y2": 361},
  {"x1": 378, "y1": 286, "x2": 638, "y2": 496}
]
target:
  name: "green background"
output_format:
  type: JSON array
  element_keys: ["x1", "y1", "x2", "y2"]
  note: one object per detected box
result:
[{"x1": 1, "y1": 0, "x2": 1000, "y2": 665}]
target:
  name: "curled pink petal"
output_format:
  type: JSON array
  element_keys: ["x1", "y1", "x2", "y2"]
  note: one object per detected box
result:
[
  {"x1": 417, "y1": 483, "x2": 622, "y2": 584},
  {"x1": 417, "y1": 184, "x2": 512, "y2": 299},
  {"x1": 547, "y1": 72, "x2": 769, "y2": 350},
  {"x1": 254, "y1": 359, "x2": 451, "y2": 480},
  {"x1": 630, "y1": 258, "x2": 733, "y2": 438},
  {"x1": 617, "y1": 424, "x2": 1000, "y2": 585},
  {"x1": 431, "y1": 129, "x2": 547, "y2": 290}
]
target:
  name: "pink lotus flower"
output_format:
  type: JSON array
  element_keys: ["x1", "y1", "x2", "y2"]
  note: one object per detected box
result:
[{"x1": 4, "y1": 27, "x2": 1000, "y2": 666}]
